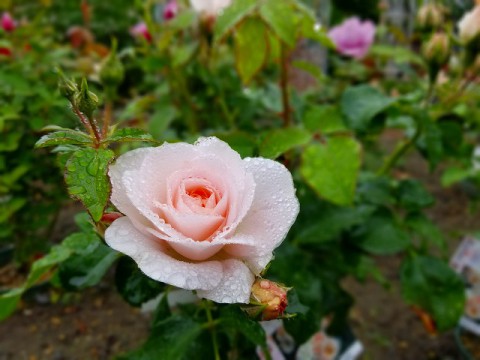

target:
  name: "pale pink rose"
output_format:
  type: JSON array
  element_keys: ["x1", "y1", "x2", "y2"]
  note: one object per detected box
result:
[
  {"x1": 130, "y1": 22, "x2": 152, "y2": 43},
  {"x1": 105, "y1": 137, "x2": 299, "y2": 303},
  {"x1": 190, "y1": 0, "x2": 232, "y2": 16},
  {"x1": 1, "y1": 12, "x2": 16, "y2": 32},
  {"x1": 163, "y1": 0, "x2": 178, "y2": 21},
  {"x1": 328, "y1": 17, "x2": 376, "y2": 59},
  {"x1": 458, "y1": 5, "x2": 480, "y2": 44}
]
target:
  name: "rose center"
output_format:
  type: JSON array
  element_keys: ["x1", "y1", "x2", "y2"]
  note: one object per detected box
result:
[{"x1": 186, "y1": 186, "x2": 216, "y2": 209}]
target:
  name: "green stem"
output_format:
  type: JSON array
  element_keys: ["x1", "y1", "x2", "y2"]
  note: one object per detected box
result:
[
  {"x1": 377, "y1": 124, "x2": 422, "y2": 176},
  {"x1": 204, "y1": 301, "x2": 221, "y2": 360},
  {"x1": 279, "y1": 43, "x2": 291, "y2": 127},
  {"x1": 217, "y1": 96, "x2": 236, "y2": 130},
  {"x1": 73, "y1": 106, "x2": 101, "y2": 146}
]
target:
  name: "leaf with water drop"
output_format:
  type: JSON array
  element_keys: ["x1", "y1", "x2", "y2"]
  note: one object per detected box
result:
[
  {"x1": 35, "y1": 130, "x2": 93, "y2": 148},
  {"x1": 102, "y1": 128, "x2": 158, "y2": 145},
  {"x1": 65, "y1": 148, "x2": 115, "y2": 222}
]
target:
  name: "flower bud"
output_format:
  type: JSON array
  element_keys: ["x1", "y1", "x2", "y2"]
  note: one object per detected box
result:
[
  {"x1": 130, "y1": 22, "x2": 152, "y2": 43},
  {"x1": 416, "y1": 4, "x2": 444, "y2": 31},
  {"x1": 422, "y1": 32, "x2": 450, "y2": 67},
  {"x1": 250, "y1": 279, "x2": 288, "y2": 321},
  {"x1": 99, "y1": 39, "x2": 125, "y2": 91},
  {"x1": 458, "y1": 6, "x2": 480, "y2": 45},
  {"x1": 58, "y1": 75, "x2": 78, "y2": 102},
  {"x1": 163, "y1": 0, "x2": 178, "y2": 21},
  {"x1": 74, "y1": 78, "x2": 99, "y2": 119},
  {"x1": 1, "y1": 12, "x2": 16, "y2": 33}
]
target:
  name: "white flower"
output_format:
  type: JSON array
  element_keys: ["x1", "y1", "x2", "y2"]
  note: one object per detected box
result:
[
  {"x1": 458, "y1": 6, "x2": 480, "y2": 44},
  {"x1": 105, "y1": 137, "x2": 299, "y2": 303},
  {"x1": 190, "y1": 0, "x2": 232, "y2": 16}
]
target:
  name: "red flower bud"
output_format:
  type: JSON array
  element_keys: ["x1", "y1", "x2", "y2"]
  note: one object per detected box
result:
[
  {"x1": 250, "y1": 279, "x2": 288, "y2": 321},
  {"x1": 101, "y1": 212, "x2": 123, "y2": 224}
]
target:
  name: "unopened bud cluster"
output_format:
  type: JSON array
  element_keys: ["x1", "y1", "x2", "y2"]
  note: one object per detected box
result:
[
  {"x1": 423, "y1": 33, "x2": 450, "y2": 67},
  {"x1": 416, "y1": 4, "x2": 445, "y2": 31}
]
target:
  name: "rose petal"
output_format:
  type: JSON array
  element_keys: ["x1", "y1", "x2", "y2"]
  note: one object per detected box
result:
[
  {"x1": 105, "y1": 217, "x2": 224, "y2": 290},
  {"x1": 197, "y1": 259, "x2": 255, "y2": 303},
  {"x1": 224, "y1": 158, "x2": 299, "y2": 273}
]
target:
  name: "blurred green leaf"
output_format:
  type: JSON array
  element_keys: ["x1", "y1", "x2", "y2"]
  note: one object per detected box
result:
[
  {"x1": 220, "y1": 306, "x2": 267, "y2": 350},
  {"x1": 59, "y1": 243, "x2": 118, "y2": 290},
  {"x1": 64, "y1": 148, "x2": 115, "y2": 222},
  {"x1": 260, "y1": 127, "x2": 311, "y2": 159},
  {"x1": 401, "y1": 255, "x2": 465, "y2": 331},
  {"x1": 214, "y1": 0, "x2": 257, "y2": 43},
  {"x1": 260, "y1": 0, "x2": 297, "y2": 46},
  {"x1": 355, "y1": 210, "x2": 410, "y2": 255},
  {"x1": 341, "y1": 85, "x2": 395, "y2": 132},
  {"x1": 235, "y1": 18, "x2": 268, "y2": 84},
  {"x1": 397, "y1": 179, "x2": 434, "y2": 211},
  {"x1": 303, "y1": 105, "x2": 346, "y2": 134},
  {"x1": 297, "y1": 205, "x2": 375, "y2": 245},
  {"x1": 115, "y1": 256, "x2": 165, "y2": 307},
  {"x1": 119, "y1": 314, "x2": 204, "y2": 360},
  {"x1": 301, "y1": 137, "x2": 361, "y2": 206}
]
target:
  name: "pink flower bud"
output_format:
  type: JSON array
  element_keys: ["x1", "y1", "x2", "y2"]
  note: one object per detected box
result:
[
  {"x1": 130, "y1": 22, "x2": 152, "y2": 43},
  {"x1": 163, "y1": 0, "x2": 178, "y2": 21},
  {"x1": 101, "y1": 212, "x2": 123, "y2": 224},
  {"x1": 251, "y1": 279, "x2": 288, "y2": 321},
  {"x1": 1, "y1": 12, "x2": 16, "y2": 33}
]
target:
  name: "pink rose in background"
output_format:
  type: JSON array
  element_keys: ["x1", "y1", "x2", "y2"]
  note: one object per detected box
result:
[
  {"x1": 1, "y1": 12, "x2": 16, "y2": 32},
  {"x1": 130, "y1": 22, "x2": 152, "y2": 43},
  {"x1": 328, "y1": 17, "x2": 376, "y2": 59},
  {"x1": 163, "y1": 0, "x2": 178, "y2": 21},
  {"x1": 105, "y1": 137, "x2": 299, "y2": 303}
]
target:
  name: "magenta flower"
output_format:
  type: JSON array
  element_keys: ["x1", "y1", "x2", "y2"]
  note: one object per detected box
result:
[
  {"x1": 1, "y1": 12, "x2": 16, "y2": 33},
  {"x1": 163, "y1": 0, "x2": 178, "y2": 21},
  {"x1": 130, "y1": 22, "x2": 152, "y2": 43},
  {"x1": 328, "y1": 17, "x2": 376, "y2": 59}
]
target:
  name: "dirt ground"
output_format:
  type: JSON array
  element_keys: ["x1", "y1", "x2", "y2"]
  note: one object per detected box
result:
[{"x1": 1, "y1": 135, "x2": 480, "y2": 360}]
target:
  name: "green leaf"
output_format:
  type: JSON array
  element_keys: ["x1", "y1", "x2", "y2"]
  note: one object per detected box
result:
[
  {"x1": 149, "y1": 103, "x2": 177, "y2": 140},
  {"x1": 397, "y1": 179, "x2": 434, "y2": 211},
  {"x1": 65, "y1": 148, "x2": 115, "y2": 222},
  {"x1": 119, "y1": 314, "x2": 204, "y2": 360},
  {"x1": 214, "y1": 132, "x2": 257, "y2": 158},
  {"x1": 103, "y1": 128, "x2": 156, "y2": 144},
  {"x1": 260, "y1": 127, "x2": 311, "y2": 159},
  {"x1": 59, "y1": 243, "x2": 118, "y2": 290},
  {"x1": 441, "y1": 166, "x2": 473, "y2": 187},
  {"x1": 405, "y1": 212, "x2": 446, "y2": 251},
  {"x1": 220, "y1": 306, "x2": 267, "y2": 350},
  {"x1": 401, "y1": 255, "x2": 465, "y2": 331},
  {"x1": 297, "y1": 205, "x2": 375, "y2": 245},
  {"x1": 35, "y1": 130, "x2": 93, "y2": 148},
  {"x1": 168, "y1": 9, "x2": 196, "y2": 31},
  {"x1": 214, "y1": 0, "x2": 257, "y2": 43},
  {"x1": 235, "y1": 18, "x2": 268, "y2": 84},
  {"x1": 355, "y1": 210, "x2": 410, "y2": 255},
  {"x1": 259, "y1": 0, "x2": 297, "y2": 46},
  {"x1": 115, "y1": 256, "x2": 165, "y2": 307},
  {"x1": 303, "y1": 105, "x2": 347, "y2": 134},
  {"x1": 341, "y1": 85, "x2": 395, "y2": 132},
  {"x1": 171, "y1": 43, "x2": 197, "y2": 68},
  {"x1": 301, "y1": 137, "x2": 361, "y2": 206},
  {"x1": 0, "y1": 289, "x2": 23, "y2": 321},
  {"x1": 369, "y1": 45, "x2": 424, "y2": 66}
]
